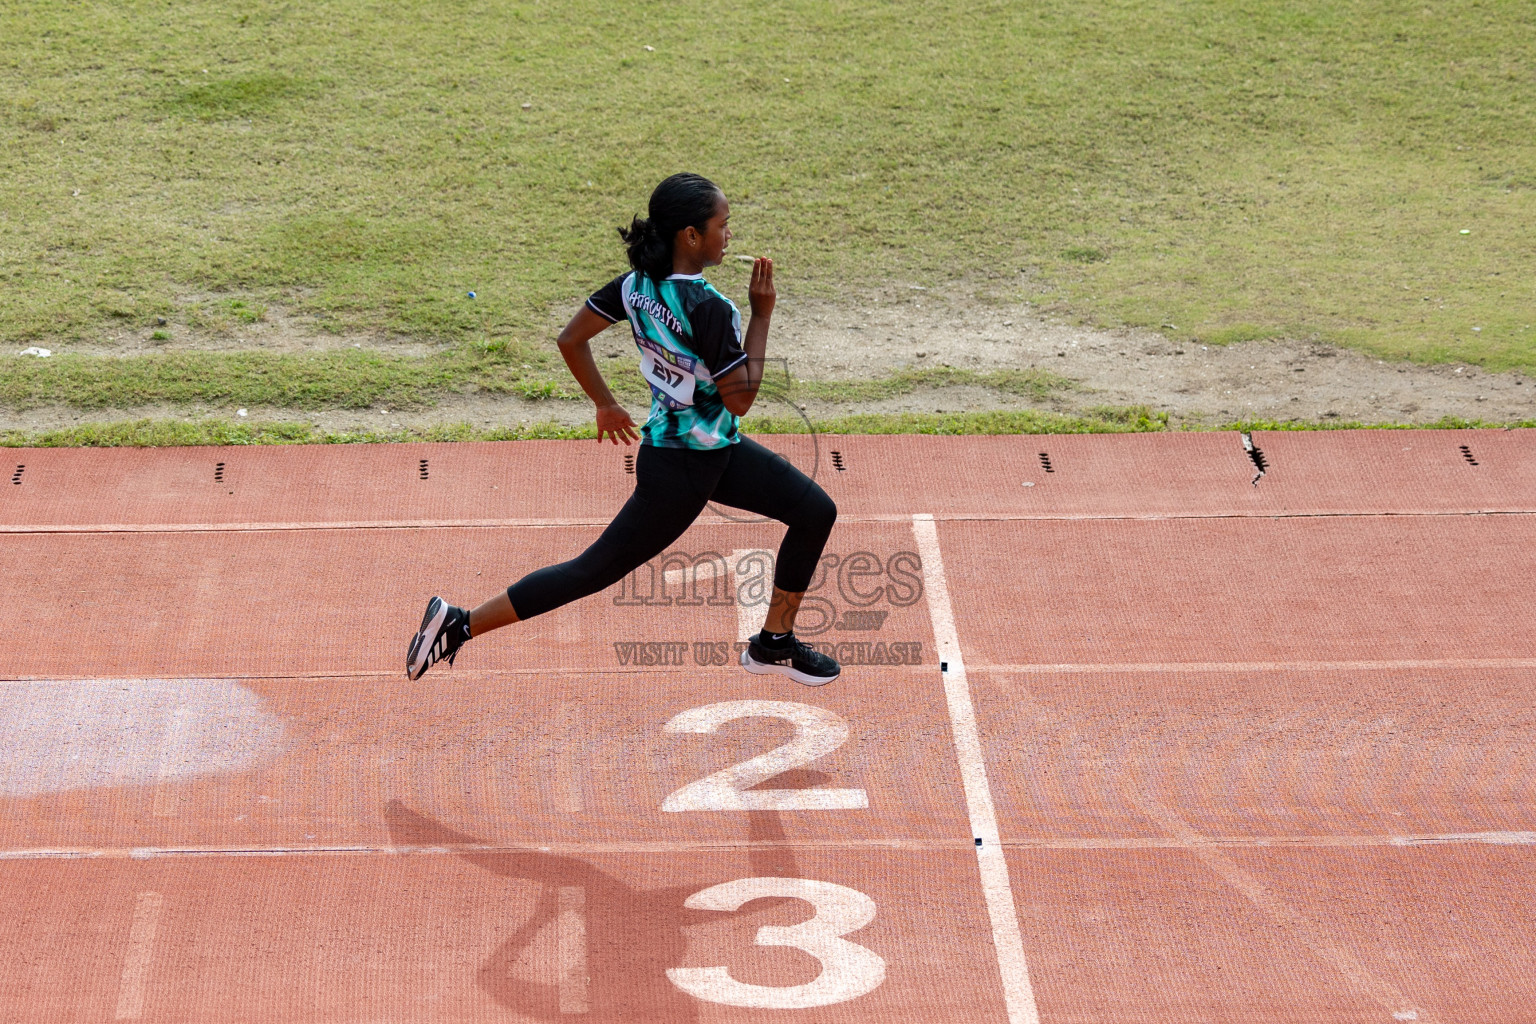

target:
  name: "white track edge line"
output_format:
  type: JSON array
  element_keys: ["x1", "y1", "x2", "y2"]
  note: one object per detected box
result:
[
  {"x1": 7, "y1": 657, "x2": 1536, "y2": 686},
  {"x1": 4, "y1": 830, "x2": 1534, "y2": 862},
  {"x1": 913, "y1": 512, "x2": 1040, "y2": 1024},
  {"x1": 971, "y1": 658, "x2": 1536, "y2": 674}
]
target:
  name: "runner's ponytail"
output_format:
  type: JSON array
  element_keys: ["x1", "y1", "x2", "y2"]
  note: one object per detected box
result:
[{"x1": 618, "y1": 172, "x2": 722, "y2": 280}]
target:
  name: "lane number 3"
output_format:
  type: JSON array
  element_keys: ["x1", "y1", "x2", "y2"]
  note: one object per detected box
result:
[
  {"x1": 661, "y1": 701, "x2": 869, "y2": 811},
  {"x1": 667, "y1": 877, "x2": 886, "y2": 1009}
]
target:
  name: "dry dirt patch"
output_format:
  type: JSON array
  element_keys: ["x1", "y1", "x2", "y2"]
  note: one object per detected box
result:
[{"x1": 21, "y1": 289, "x2": 1536, "y2": 429}]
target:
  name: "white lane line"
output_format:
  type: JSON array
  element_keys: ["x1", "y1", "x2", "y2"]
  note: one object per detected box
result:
[
  {"x1": 912, "y1": 513, "x2": 1039, "y2": 1024},
  {"x1": 557, "y1": 886, "x2": 589, "y2": 1014},
  {"x1": 555, "y1": 703, "x2": 585, "y2": 814},
  {"x1": 657, "y1": 548, "x2": 771, "y2": 640},
  {"x1": 731, "y1": 549, "x2": 773, "y2": 641},
  {"x1": 660, "y1": 554, "x2": 728, "y2": 590},
  {"x1": 13, "y1": 656, "x2": 1536, "y2": 688},
  {"x1": 113, "y1": 890, "x2": 163, "y2": 1020}
]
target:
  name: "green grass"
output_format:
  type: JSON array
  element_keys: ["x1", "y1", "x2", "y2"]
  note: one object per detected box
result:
[
  {"x1": 165, "y1": 73, "x2": 318, "y2": 121},
  {"x1": 0, "y1": 417, "x2": 595, "y2": 448},
  {"x1": 1, "y1": 0, "x2": 1533, "y2": 369},
  {"x1": 0, "y1": 348, "x2": 1073, "y2": 410},
  {"x1": 797, "y1": 367, "x2": 1071, "y2": 403},
  {"x1": 2, "y1": 407, "x2": 1169, "y2": 447},
  {"x1": 0, "y1": 345, "x2": 568, "y2": 409},
  {"x1": 11, "y1": 409, "x2": 1531, "y2": 448}
]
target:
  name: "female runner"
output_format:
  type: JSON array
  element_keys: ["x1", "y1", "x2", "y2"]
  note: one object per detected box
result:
[{"x1": 406, "y1": 172, "x2": 840, "y2": 685}]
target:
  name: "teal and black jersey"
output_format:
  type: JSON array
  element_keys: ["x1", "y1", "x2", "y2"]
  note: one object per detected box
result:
[{"x1": 587, "y1": 271, "x2": 748, "y2": 450}]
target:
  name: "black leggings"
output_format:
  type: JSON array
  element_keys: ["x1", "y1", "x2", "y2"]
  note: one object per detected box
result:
[{"x1": 506, "y1": 436, "x2": 837, "y2": 621}]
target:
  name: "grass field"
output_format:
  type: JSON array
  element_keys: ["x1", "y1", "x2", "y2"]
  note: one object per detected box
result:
[
  {"x1": 4, "y1": 0, "x2": 1534, "y2": 363},
  {"x1": 0, "y1": 350, "x2": 1066, "y2": 410},
  {"x1": 3, "y1": 0, "x2": 1535, "y2": 448}
]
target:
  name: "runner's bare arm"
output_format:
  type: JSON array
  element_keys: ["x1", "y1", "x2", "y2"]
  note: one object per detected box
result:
[
  {"x1": 557, "y1": 305, "x2": 639, "y2": 445},
  {"x1": 718, "y1": 257, "x2": 774, "y2": 416}
]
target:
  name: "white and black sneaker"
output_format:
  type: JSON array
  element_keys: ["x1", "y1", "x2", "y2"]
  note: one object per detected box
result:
[
  {"x1": 740, "y1": 630, "x2": 840, "y2": 686},
  {"x1": 406, "y1": 596, "x2": 471, "y2": 680}
]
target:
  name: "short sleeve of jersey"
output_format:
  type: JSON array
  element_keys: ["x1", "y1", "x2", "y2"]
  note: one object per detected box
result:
[
  {"x1": 585, "y1": 274, "x2": 628, "y2": 323},
  {"x1": 688, "y1": 295, "x2": 748, "y2": 380}
]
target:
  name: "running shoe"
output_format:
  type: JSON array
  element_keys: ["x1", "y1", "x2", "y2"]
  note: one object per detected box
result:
[
  {"x1": 406, "y1": 596, "x2": 470, "y2": 680},
  {"x1": 740, "y1": 630, "x2": 840, "y2": 686}
]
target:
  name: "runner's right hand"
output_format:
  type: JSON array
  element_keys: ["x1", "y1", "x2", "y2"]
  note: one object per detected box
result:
[{"x1": 596, "y1": 402, "x2": 639, "y2": 445}]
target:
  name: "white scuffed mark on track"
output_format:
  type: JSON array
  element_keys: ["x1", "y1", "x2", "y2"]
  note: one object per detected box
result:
[
  {"x1": 508, "y1": 885, "x2": 588, "y2": 1010},
  {"x1": 731, "y1": 549, "x2": 774, "y2": 641},
  {"x1": 114, "y1": 890, "x2": 163, "y2": 1019},
  {"x1": 0, "y1": 679, "x2": 284, "y2": 797},
  {"x1": 663, "y1": 559, "x2": 723, "y2": 589},
  {"x1": 558, "y1": 886, "x2": 589, "y2": 1014},
  {"x1": 658, "y1": 548, "x2": 771, "y2": 640},
  {"x1": 554, "y1": 703, "x2": 585, "y2": 814},
  {"x1": 912, "y1": 514, "x2": 1040, "y2": 1024},
  {"x1": 151, "y1": 704, "x2": 197, "y2": 817},
  {"x1": 1391, "y1": 830, "x2": 1536, "y2": 846}
]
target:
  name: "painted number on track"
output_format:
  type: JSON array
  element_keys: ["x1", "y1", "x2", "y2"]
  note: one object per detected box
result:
[
  {"x1": 667, "y1": 877, "x2": 886, "y2": 1009},
  {"x1": 661, "y1": 701, "x2": 869, "y2": 811}
]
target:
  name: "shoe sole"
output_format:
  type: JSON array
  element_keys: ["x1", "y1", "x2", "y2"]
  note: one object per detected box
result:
[
  {"x1": 406, "y1": 597, "x2": 447, "y2": 680},
  {"x1": 739, "y1": 647, "x2": 839, "y2": 686}
]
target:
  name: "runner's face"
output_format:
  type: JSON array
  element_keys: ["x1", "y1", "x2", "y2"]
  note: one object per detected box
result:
[{"x1": 697, "y1": 195, "x2": 731, "y2": 267}]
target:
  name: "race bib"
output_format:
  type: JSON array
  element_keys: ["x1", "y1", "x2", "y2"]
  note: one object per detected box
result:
[{"x1": 639, "y1": 341, "x2": 697, "y2": 407}]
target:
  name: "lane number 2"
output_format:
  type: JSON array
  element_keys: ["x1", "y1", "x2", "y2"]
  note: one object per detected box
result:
[
  {"x1": 661, "y1": 701, "x2": 868, "y2": 811},
  {"x1": 667, "y1": 877, "x2": 886, "y2": 1009}
]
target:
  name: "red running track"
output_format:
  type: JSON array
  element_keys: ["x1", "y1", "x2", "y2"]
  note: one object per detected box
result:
[{"x1": 2, "y1": 428, "x2": 1534, "y2": 1022}]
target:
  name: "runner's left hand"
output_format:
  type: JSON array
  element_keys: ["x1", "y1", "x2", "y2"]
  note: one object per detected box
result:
[
  {"x1": 748, "y1": 257, "x2": 775, "y2": 319},
  {"x1": 596, "y1": 402, "x2": 639, "y2": 445}
]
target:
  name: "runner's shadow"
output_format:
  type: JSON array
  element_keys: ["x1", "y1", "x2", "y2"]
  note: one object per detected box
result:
[{"x1": 385, "y1": 797, "x2": 809, "y2": 1021}]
